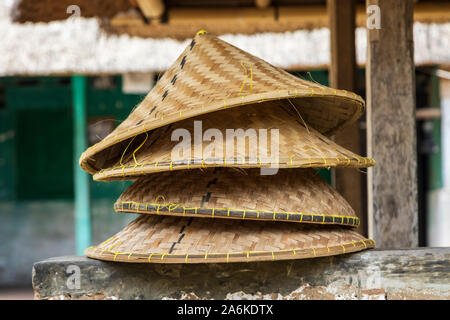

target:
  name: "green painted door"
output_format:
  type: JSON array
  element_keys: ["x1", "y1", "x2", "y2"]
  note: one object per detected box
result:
[{"x1": 15, "y1": 108, "x2": 74, "y2": 200}]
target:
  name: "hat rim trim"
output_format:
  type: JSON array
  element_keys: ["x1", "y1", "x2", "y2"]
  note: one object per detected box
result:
[
  {"x1": 113, "y1": 201, "x2": 360, "y2": 227},
  {"x1": 80, "y1": 91, "x2": 365, "y2": 175},
  {"x1": 93, "y1": 157, "x2": 375, "y2": 181},
  {"x1": 85, "y1": 239, "x2": 375, "y2": 264}
]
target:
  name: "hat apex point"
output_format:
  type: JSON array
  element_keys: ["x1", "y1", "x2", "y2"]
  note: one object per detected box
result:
[{"x1": 196, "y1": 30, "x2": 208, "y2": 36}]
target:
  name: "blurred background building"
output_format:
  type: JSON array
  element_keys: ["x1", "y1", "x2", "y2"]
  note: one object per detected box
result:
[{"x1": 0, "y1": 0, "x2": 450, "y2": 291}]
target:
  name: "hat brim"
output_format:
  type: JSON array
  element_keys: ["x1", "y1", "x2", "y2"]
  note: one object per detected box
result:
[
  {"x1": 85, "y1": 215, "x2": 375, "y2": 264},
  {"x1": 91, "y1": 102, "x2": 373, "y2": 181}
]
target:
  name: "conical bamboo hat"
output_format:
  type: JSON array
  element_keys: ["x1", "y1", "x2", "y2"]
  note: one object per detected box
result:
[
  {"x1": 85, "y1": 215, "x2": 375, "y2": 264},
  {"x1": 115, "y1": 168, "x2": 360, "y2": 227},
  {"x1": 94, "y1": 102, "x2": 373, "y2": 181},
  {"x1": 80, "y1": 31, "x2": 365, "y2": 176}
]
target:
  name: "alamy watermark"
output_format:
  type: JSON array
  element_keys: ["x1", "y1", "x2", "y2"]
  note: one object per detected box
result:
[
  {"x1": 66, "y1": 5, "x2": 82, "y2": 33},
  {"x1": 367, "y1": 5, "x2": 381, "y2": 30},
  {"x1": 171, "y1": 121, "x2": 280, "y2": 175},
  {"x1": 66, "y1": 265, "x2": 81, "y2": 290},
  {"x1": 66, "y1": 5, "x2": 81, "y2": 19}
]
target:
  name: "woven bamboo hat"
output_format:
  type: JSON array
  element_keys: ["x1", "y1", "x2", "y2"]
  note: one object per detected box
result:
[
  {"x1": 80, "y1": 31, "x2": 365, "y2": 176},
  {"x1": 115, "y1": 168, "x2": 360, "y2": 227},
  {"x1": 94, "y1": 102, "x2": 374, "y2": 181},
  {"x1": 85, "y1": 215, "x2": 375, "y2": 263}
]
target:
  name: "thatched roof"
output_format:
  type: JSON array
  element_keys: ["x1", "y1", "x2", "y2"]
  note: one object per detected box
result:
[
  {"x1": 11, "y1": 0, "x2": 132, "y2": 23},
  {"x1": 1, "y1": 0, "x2": 450, "y2": 76}
]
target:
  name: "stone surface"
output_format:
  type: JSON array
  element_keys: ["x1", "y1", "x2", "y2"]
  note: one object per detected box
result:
[
  {"x1": 32, "y1": 248, "x2": 450, "y2": 300},
  {"x1": 0, "y1": 200, "x2": 135, "y2": 286}
]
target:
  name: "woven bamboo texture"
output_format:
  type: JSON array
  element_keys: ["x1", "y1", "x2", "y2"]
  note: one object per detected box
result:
[
  {"x1": 85, "y1": 215, "x2": 374, "y2": 263},
  {"x1": 115, "y1": 168, "x2": 360, "y2": 226},
  {"x1": 80, "y1": 32, "x2": 365, "y2": 175},
  {"x1": 94, "y1": 102, "x2": 373, "y2": 181}
]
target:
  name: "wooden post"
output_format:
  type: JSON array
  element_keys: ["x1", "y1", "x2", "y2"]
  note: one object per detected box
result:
[
  {"x1": 366, "y1": 0, "x2": 418, "y2": 248},
  {"x1": 327, "y1": 0, "x2": 366, "y2": 236}
]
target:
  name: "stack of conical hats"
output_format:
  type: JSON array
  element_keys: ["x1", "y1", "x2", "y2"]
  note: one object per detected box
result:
[{"x1": 82, "y1": 31, "x2": 375, "y2": 264}]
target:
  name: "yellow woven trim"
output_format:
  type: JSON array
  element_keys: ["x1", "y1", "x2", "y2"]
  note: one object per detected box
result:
[
  {"x1": 115, "y1": 201, "x2": 360, "y2": 226},
  {"x1": 239, "y1": 60, "x2": 253, "y2": 95},
  {"x1": 97, "y1": 157, "x2": 375, "y2": 178},
  {"x1": 132, "y1": 131, "x2": 148, "y2": 166},
  {"x1": 90, "y1": 239, "x2": 374, "y2": 263}
]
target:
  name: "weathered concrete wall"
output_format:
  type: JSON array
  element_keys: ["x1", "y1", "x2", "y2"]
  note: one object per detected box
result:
[
  {"x1": 0, "y1": 200, "x2": 134, "y2": 286},
  {"x1": 32, "y1": 248, "x2": 450, "y2": 300},
  {"x1": 0, "y1": 201, "x2": 75, "y2": 286}
]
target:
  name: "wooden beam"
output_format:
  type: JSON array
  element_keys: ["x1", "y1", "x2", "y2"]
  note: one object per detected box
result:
[
  {"x1": 168, "y1": 7, "x2": 275, "y2": 24},
  {"x1": 366, "y1": 0, "x2": 418, "y2": 248},
  {"x1": 328, "y1": 0, "x2": 356, "y2": 90},
  {"x1": 110, "y1": 9, "x2": 146, "y2": 27},
  {"x1": 416, "y1": 108, "x2": 441, "y2": 120},
  {"x1": 278, "y1": 5, "x2": 328, "y2": 29},
  {"x1": 136, "y1": 0, "x2": 165, "y2": 19},
  {"x1": 255, "y1": 0, "x2": 271, "y2": 9},
  {"x1": 108, "y1": 3, "x2": 450, "y2": 40},
  {"x1": 327, "y1": 0, "x2": 366, "y2": 236},
  {"x1": 128, "y1": 0, "x2": 138, "y2": 7},
  {"x1": 280, "y1": 2, "x2": 450, "y2": 28},
  {"x1": 413, "y1": 2, "x2": 450, "y2": 24}
]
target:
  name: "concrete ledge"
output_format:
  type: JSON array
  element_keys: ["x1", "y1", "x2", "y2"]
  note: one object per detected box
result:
[{"x1": 32, "y1": 248, "x2": 450, "y2": 300}]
